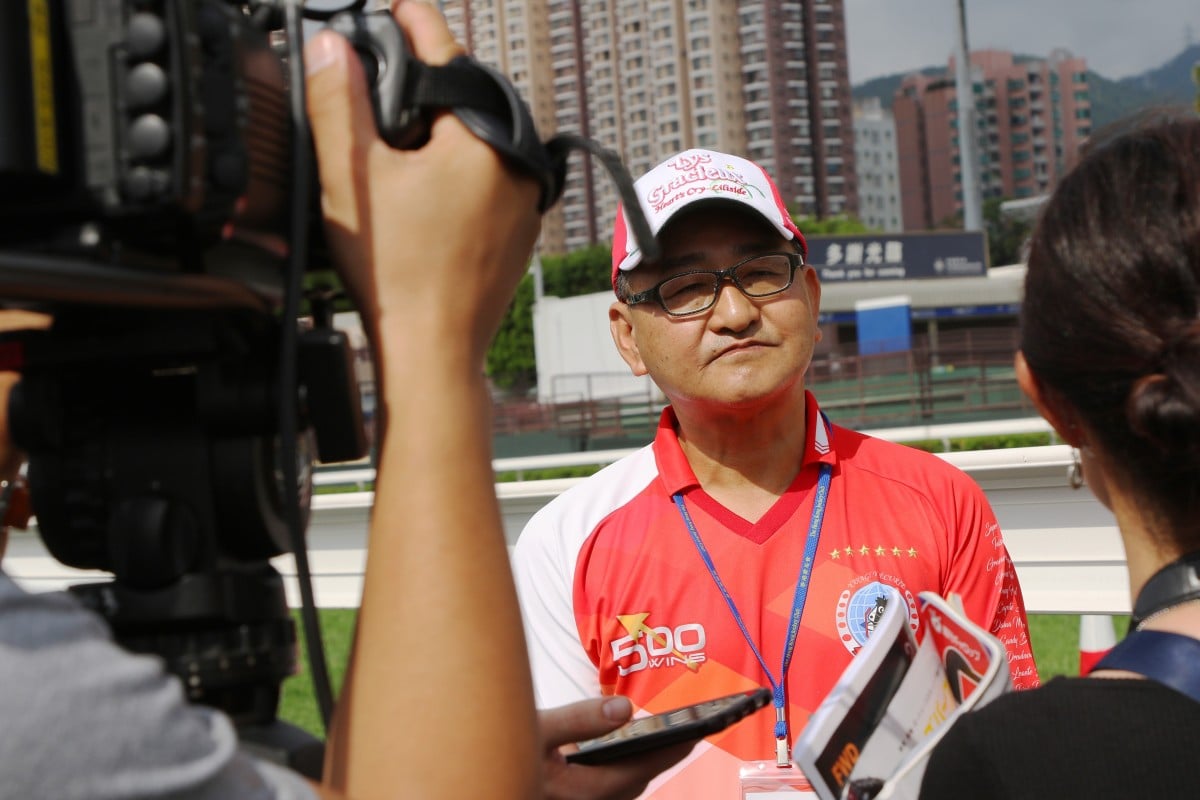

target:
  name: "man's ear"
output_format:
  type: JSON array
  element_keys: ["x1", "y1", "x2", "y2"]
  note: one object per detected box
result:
[
  {"x1": 1015, "y1": 351, "x2": 1083, "y2": 446},
  {"x1": 609, "y1": 302, "x2": 649, "y2": 377}
]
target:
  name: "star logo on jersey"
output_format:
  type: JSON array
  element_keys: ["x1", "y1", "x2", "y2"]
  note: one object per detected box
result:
[{"x1": 610, "y1": 612, "x2": 707, "y2": 676}]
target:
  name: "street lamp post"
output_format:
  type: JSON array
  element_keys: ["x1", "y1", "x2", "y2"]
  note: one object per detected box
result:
[{"x1": 954, "y1": 0, "x2": 983, "y2": 232}]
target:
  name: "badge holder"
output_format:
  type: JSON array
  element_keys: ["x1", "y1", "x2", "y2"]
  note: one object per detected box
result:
[{"x1": 739, "y1": 760, "x2": 817, "y2": 798}]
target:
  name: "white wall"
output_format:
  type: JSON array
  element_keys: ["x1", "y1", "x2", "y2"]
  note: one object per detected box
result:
[{"x1": 532, "y1": 293, "x2": 663, "y2": 405}]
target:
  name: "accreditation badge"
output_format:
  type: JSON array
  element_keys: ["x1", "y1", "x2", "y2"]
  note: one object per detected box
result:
[{"x1": 739, "y1": 761, "x2": 818, "y2": 798}]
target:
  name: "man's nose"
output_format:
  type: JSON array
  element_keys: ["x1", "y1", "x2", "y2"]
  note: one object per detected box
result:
[{"x1": 709, "y1": 279, "x2": 759, "y2": 328}]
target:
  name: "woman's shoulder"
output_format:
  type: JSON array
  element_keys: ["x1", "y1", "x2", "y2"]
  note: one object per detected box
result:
[{"x1": 959, "y1": 674, "x2": 1200, "y2": 729}]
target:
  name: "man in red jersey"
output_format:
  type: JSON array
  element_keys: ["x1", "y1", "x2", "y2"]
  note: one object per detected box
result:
[{"x1": 513, "y1": 148, "x2": 1038, "y2": 799}]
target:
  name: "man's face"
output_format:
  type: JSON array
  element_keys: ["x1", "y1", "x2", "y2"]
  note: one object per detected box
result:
[{"x1": 609, "y1": 205, "x2": 821, "y2": 411}]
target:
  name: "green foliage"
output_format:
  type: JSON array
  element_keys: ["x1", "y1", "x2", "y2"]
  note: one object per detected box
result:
[
  {"x1": 540, "y1": 243, "x2": 612, "y2": 297},
  {"x1": 486, "y1": 272, "x2": 537, "y2": 392},
  {"x1": 983, "y1": 196, "x2": 1034, "y2": 268},
  {"x1": 279, "y1": 608, "x2": 356, "y2": 737},
  {"x1": 484, "y1": 244, "x2": 611, "y2": 393},
  {"x1": 931, "y1": 199, "x2": 1033, "y2": 269},
  {"x1": 953, "y1": 432, "x2": 1053, "y2": 451},
  {"x1": 494, "y1": 464, "x2": 604, "y2": 482},
  {"x1": 903, "y1": 432, "x2": 1052, "y2": 454},
  {"x1": 300, "y1": 270, "x2": 355, "y2": 318}
]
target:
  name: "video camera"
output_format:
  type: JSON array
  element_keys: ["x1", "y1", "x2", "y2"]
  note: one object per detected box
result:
[{"x1": 0, "y1": 0, "x2": 657, "y2": 777}]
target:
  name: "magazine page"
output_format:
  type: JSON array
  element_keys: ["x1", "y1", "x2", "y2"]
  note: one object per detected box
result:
[
  {"x1": 791, "y1": 585, "x2": 918, "y2": 800},
  {"x1": 792, "y1": 590, "x2": 1012, "y2": 800},
  {"x1": 839, "y1": 615, "x2": 954, "y2": 794},
  {"x1": 855, "y1": 591, "x2": 1012, "y2": 800}
]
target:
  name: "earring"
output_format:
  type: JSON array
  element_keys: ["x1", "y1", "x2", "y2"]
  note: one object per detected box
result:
[{"x1": 1067, "y1": 448, "x2": 1085, "y2": 490}]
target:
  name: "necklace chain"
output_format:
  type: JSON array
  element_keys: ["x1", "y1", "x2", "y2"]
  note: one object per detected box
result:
[{"x1": 1134, "y1": 597, "x2": 1200, "y2": 631}]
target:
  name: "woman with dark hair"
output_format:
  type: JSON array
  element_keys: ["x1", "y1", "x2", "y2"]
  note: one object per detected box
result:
[{"x1": 920, "y1": 112, "x2": 1200, "y2": 798}]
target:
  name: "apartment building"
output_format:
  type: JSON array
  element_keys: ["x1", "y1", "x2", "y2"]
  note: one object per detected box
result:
[
  {"x1": 852, "y1": 98, "x2": 902, "y2": 232},
  {"x1": 893, "y1": 49, "x2": 1092, "y2": 231},
  {"x1": 441, "y1": 0, "x2": 857, "y2": 255}
]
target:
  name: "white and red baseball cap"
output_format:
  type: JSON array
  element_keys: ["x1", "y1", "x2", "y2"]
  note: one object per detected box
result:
[{"x1": 611, "y1": 148, "x2": 807, "y2": 292}]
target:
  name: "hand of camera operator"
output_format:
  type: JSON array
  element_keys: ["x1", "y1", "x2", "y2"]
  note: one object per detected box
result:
[
  {"x1": 307, "y1": 4, "x2": 694, "y2": 799},
  {"x1": 304, "y1": 2, "x2": 541, "y2": 798}
]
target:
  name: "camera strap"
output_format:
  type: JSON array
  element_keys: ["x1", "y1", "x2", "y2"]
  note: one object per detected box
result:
[
  {"x1": 404, "y1": 57, "x2": 658, "y2": 258},
  {"x1": 1090, "y1": 629, "x2": 1200, "y2": 705},
  {"x1": 328, "y1": 8, "x2": 660, "y2": 260}
]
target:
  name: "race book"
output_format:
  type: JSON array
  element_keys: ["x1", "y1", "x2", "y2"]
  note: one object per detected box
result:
[{"x1": 792, "y1": 587, "x2": 1012, "y2": 800}]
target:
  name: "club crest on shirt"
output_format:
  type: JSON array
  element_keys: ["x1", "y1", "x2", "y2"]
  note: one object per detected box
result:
[{"x1": 835, "y1": 577, "x2": 918, "y2": 655}]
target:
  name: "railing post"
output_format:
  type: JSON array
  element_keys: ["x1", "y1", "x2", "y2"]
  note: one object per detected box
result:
[{"x1": 1078, "y1": 614, "x2": 1117, "y2": 674}]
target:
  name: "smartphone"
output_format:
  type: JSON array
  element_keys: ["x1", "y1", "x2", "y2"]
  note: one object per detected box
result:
[{"x1": 564, "y1": 688, "x2": 772, "y2": 765}]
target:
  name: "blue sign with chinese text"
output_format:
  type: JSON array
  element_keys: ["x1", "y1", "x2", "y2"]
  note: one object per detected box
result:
[{"x1": 805, "y1": 232, "x2": 988, "y2": 282}]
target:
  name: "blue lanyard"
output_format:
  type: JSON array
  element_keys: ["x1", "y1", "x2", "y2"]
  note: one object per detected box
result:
[{"x1": 671, "y1": 459, "x2": 832, "y2": 764}]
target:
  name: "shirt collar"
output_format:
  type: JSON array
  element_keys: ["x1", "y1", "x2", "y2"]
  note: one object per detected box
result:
[{"x1": 652, "y1": 390, "x2": 837, "y2": 496}]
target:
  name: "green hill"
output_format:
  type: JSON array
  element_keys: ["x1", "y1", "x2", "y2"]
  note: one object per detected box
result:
[{"x1": 852, "y1": 45, "x2": 1200, "y2": 128}]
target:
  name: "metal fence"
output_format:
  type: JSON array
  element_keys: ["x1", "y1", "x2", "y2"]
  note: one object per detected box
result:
[{"x1": 491, "y1": 326, "x2": 1034, "y2": 442}]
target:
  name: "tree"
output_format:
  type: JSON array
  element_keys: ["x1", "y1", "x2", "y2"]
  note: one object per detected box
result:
[
  {"x1": 486, "y1": 272, "x2": 537, "y2": 394},
  {"x1": 485, "y1": 243, "x2": 611, "y2": 394},
  {"x1": 982, "y1": 197, "x2": 1033, "y2": 267},
  {"x1": 933, "y1": 200, "x2": 1032, "y2": 268},
  {"x1": 541, "y1": 243, "x2": 611, "y2": 296}
]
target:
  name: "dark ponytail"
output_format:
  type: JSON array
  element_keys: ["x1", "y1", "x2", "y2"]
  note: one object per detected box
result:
[{"x1": 1020, "y1": 111, "x2": 1200, "y2": 546}]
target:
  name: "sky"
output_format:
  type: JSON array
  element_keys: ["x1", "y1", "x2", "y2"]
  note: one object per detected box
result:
[{"x1": 844, "y1": 0, "x2": 1200, "y2": 85}]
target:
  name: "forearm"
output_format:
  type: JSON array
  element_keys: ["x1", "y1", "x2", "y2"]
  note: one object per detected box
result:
[
  {"x1": 307, "y1": 3, "x2": 542, "y2": 792},
  {"x1": 325, "y1": 335, "x2": 540, "y2": 799}
]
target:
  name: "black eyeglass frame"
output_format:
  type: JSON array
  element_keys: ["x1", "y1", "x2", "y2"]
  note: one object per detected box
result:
[{"x1": 623, "y1": 251, "x2": 805, "y2": 317}]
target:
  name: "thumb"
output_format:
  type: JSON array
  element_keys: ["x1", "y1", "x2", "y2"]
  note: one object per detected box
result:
[
  {"x1": 304, "y1": 30, "x2": 379, "y2": 205},
  {"x1": 540, "y1": 697, "x2": 634, "y2": 750}
]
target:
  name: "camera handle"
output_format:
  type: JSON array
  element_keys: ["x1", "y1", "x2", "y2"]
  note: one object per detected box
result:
[{"x1": 327, "y1": 10, "x2": 660, "y2": 260}]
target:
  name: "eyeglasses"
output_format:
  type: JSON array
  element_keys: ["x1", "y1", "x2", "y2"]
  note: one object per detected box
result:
[{"x1": 624, "y1": 252, "x2": 803, "y2": 317}]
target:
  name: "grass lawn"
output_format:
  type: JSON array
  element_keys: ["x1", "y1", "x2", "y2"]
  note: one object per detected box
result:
[{"x1": 276, "y1": 610, "x2": 1128, "y2": 739}]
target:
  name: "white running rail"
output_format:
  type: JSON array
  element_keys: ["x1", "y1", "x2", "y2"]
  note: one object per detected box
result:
[{"x1": 7, "y1": 443, "x2": 1124, "y2": 617}]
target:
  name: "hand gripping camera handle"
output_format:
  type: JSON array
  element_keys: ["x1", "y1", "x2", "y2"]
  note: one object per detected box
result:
[
  {"x1": 325, "y1": 9, "x2": 659, "y2": 261},
  {"x1": 327, "y1": 10, "x2": 560, "y2": 210}
]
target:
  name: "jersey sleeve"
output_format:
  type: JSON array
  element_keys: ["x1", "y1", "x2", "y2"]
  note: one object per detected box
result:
[
  {"x1": 937, "y1": 470, "x2": 1041, "y2": 689},
  {"x1": 512, "y1": 504, "x2": 604, "y2": 708}
]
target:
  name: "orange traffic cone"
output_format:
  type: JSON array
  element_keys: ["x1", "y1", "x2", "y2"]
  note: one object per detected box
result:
[{"x1": 1079, "y1": 614, "x2": 1117, "y2": 674}]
